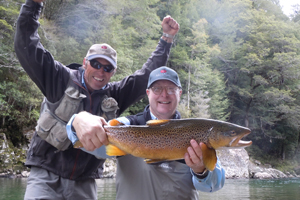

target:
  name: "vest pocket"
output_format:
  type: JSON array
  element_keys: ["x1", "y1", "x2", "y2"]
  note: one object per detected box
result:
[
  {"x1": 36, "y1": 110, "x2": 71, "y2": 151},
  {"x1": 55, "y1": 86, "x2": 86, "y2": 122}
]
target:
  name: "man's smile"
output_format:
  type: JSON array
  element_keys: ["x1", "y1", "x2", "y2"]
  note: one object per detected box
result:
[
  {"x1": 158, "y1": 101, "x2": 171, "y2": 104},
  {"x1": 93, "y1": 76, "x2": 104, "y2": 82}
]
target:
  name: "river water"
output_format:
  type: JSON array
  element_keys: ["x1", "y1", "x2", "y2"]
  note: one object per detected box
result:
[{"x1": 0, "y1": 178, "x2": 299, "y2": 200}]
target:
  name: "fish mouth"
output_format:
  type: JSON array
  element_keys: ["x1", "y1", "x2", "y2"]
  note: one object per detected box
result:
[
  {"x1": 230, "y1": 130, "x2": 252, "y2": 148},
  {"x1": 236, "y1": 140, "x2": 252, "y2": 147},
  {"x1": 236, "y1": 129, "x2": 252, "y2": 147},
  {"x1": 218, "y1": 138, "x2": 252, "y2": 149}
]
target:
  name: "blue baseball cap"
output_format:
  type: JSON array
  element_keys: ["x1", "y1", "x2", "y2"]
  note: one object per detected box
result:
[{"x1": 147, "y1": 66, "x2": 181, "y2": 88}]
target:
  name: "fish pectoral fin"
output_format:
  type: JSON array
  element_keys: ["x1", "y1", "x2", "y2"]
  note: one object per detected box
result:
[
  {"x1": 108, "y1": 119, "x2": 124, "y2": 126},
  {"x1": 146, "y1": 119, "x2": 170, "y2": 126},
  {"x1": 201, "y1": 143, "x2": 217, "y2": 171},
  {"x1": 144, "y1": 159, "x2": 166, "y2": 164},
  {"x1": 106, "y1": 144, "x2": 127, "y2": 156}
]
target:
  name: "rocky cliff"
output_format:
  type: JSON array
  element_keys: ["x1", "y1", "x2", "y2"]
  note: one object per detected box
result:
[
  {"x1": 217, "y1": 149, "x2": 294, "y2": 179},
  {"x1": 0, "y1": 133, "x2": 28, "y2": 177}
]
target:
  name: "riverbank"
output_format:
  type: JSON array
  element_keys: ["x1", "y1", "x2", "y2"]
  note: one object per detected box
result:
[
  {"x1": 218, "y1": 149, "x2": 299, "y2": 179},
  {"x1": 1, "y1": 149, "x2": 299, "y2": 179},
  {"x1": 1, "y1": 132, "x2": 299, "y2": 179}
]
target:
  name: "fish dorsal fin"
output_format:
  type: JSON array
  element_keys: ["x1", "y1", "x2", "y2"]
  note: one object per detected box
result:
[
  {"x1": 108, "y1": 119, "x2": 124, "y2": 126},
  {"x1": 201, "y1": 143, "x2": 217, "y2": 171},
  {"x1": 146, "y1": 119, "x2": 170, "y2": 126},
  {"x1": 106, "y1": 144, "x2": 127, "y2": 156}
]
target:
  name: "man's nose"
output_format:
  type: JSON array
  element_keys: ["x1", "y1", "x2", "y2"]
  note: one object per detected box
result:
[
  {"x1": 97, "y1": 66, "x2": 105, "y2": 74},
  {"x1": 161, "y1": 88, "x2": 169, "y2": 96}
]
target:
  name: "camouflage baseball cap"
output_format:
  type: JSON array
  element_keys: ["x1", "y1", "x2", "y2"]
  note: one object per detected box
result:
[
  {"x1": 147, "y1": 66, "x2": 181, "y2": 88},
  {"x1": 86, "y1": 43, "x2": 117, "y2": 68}
]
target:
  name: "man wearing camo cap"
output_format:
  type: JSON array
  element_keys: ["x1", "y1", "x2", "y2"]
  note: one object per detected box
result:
[{"x1": 14, "y1": 0, "x2": 179, "y2": 199}]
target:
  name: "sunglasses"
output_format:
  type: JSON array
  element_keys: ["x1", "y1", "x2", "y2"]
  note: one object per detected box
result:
[
  {"x1": 89, "y1": 59, "x2": 115, "y2": 73},
  {"x1": 150, "y1": 86, "x2": 180, "y2": 95}
]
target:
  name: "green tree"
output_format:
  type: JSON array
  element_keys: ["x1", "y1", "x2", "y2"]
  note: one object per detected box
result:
[
  {"x1": 206, "y1": 0, "x2": 300, "y2": 160},
  {"x1": 0, "y1": 0, "x2": 43, "y2": 146}
]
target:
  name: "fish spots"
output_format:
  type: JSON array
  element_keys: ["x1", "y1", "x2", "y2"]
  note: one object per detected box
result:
[{"x1": 106, "y1": 118, "x2": 251, "y2": 159}]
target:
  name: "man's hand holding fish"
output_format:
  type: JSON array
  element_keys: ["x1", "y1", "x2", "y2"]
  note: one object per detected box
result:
[
  {"x1": 72, "y1": 111, "x2": 109, "y2": 151},
  {"x1": 185, "y1": 140, "x2": 207, "y2": 175}
]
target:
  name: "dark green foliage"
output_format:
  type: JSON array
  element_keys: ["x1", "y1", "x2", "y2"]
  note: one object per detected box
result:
[{"x1": 0, "y1": 0, "x2": 43, "y2": 147}]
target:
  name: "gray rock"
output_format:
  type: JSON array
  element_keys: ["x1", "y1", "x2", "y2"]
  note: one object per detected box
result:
[
  {"x1": 253, "y1": 172, "x2": 273, "y2": 179},
  {"x1": 21, "y1": 171, "x2": 30, "y2": 178},
  {"x1": 248, "y1": 160, "x2": 287, "y2": 179},
  {"x1": 254, "y1": 160, "x2": 261, "y2": 165},
  {"x1": 217, "y1": 149, "x2": 250, "y2": 178},
  {"x1": 102, "y1": 158, "x2": 117, "y2": 178}
]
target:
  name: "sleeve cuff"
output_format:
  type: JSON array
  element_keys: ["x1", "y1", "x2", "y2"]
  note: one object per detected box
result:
[
  {"x1": 160, "y1": 38, "x2": 167, "y2": 44},
  {"x1": 66, "y1": 114, "x2": 78, "y2": 144}
]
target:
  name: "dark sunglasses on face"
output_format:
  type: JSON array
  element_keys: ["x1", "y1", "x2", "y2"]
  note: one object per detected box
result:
[{"x1": 89, "y1": 59, "x2": 115, "y2": 73}]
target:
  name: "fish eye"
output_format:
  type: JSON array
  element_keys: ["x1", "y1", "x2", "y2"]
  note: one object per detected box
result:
[{"x1": 230, "y1": 131, "x2": 236, "y2": 136}]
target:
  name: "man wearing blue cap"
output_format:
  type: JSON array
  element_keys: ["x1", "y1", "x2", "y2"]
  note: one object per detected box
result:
[
  {"x1": 113, "y1": 66, "x2": 225, "y2": 200},
  {"x1": 14, "y1": 0, "x2": 179, "y2": 199},
  {"x1": 77, "y1": 67, "x2": 226, "y2": 199}
]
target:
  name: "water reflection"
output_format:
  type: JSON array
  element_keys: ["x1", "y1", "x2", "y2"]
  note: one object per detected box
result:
[
  {"x1": 1, "y1": 178, "x2": 300, "y2": 200},
  {"x1": 249, "y1": 178, "x2": 300, "y2": 200},
  {"x1": 96, "y1": 178, "x2": 116, "y2": 200},
  {"x1": 199, "y1": 178, "x2": 300, "y2": 200},
  {"x1": 199, "y1": 179, "x2": 250, "y2": 200},
  {"x1": 0, "y1": 178, "x2": 27, "y2": 200}
]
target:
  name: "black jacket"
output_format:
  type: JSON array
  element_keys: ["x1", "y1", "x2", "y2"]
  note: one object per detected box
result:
[{"x1": 14, "y1": 0, "x2": 172, "y2": 180}]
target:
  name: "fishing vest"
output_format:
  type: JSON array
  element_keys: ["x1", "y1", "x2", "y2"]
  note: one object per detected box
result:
[
  {"x1": 115, "y1": 107, "x2": 199, "y2": 200},
  {"x1": 35, "y1": 72, "x2": 119, "y2": 151}
]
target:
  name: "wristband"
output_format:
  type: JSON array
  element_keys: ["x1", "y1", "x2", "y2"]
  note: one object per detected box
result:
[
  {"x1": 192, "y1": 168, "x2": 209, "y2": 179},
  {"x1": 194, "y1": 169, "x2": 208, "y2": 176},
  {"x1": 163, "y1": 32, "x2": 175, "y2": 39}
]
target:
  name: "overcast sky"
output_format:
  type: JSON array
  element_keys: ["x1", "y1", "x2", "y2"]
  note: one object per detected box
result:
[{"x1": 279, "y1": 0, "x2": 299, "y2": 16}]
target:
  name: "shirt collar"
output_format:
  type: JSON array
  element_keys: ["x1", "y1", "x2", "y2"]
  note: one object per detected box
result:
[
  {"x1": 149, "y1": 111, "x2": 179, "y2": 120},
  {"x1": 81, "y1": 70, "x2": 87, "y2": 90},
  {"x1": 150, "y1": 112, "x2": 158, "y2": 120}
]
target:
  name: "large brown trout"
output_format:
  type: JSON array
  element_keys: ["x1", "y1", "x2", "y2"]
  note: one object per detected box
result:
[{"x1": 74, "y1": 118, "x2": 252, "y2": 171}]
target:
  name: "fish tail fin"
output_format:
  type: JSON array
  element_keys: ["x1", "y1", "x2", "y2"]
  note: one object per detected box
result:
[
  {"x1": 106, "y1": 144, "x2": 127, "y2": 156},
  {"x1": 201, "y1": 143, "x2": 217, "y2": 171}
]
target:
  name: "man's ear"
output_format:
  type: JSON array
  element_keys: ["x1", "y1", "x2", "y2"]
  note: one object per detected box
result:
[
  {"x1": 179, "y1": 89, "x2": 182, "y2": 97},
  {"x1": 83, "y1": 58, "x2": 87, "y2": 69}
]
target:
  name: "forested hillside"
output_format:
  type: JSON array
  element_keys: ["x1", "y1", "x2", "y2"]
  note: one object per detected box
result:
[{"x1": 1, "y1": 0, "x2": 300, "y2": 168}]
